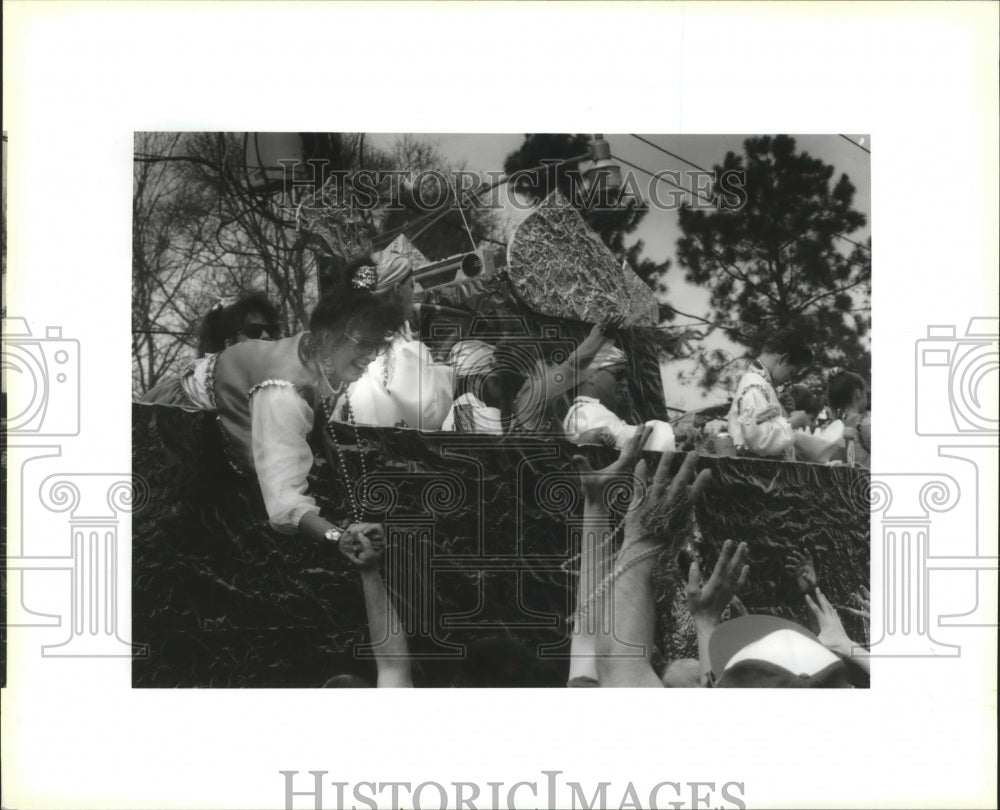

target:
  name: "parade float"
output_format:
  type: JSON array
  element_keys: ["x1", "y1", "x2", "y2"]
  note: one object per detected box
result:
[{"x1": 132, "y1": 188, "x2": 870, "y2": 688}]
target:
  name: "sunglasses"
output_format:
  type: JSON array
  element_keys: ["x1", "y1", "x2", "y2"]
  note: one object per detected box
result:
[
  {"x1": 598, "y1": 367, "x2": 628, "y2": 382},
  {"x1": 240, "y1": 323, "x2": 278, "y2": 340},
  {"x1": 344, "y1": 332, "x2": 394, "y2": 356}
]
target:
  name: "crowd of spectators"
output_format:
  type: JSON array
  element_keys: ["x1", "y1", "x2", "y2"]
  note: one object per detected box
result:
[{"x1": 328, "y1": 426, "x2": 870, "y2": 688}]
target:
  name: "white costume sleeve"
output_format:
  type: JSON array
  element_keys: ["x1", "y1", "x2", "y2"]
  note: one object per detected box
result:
[
  {"x1": 734, "y1": 385, "x2": 796, "y2": 457},
  {"x1": 442, "y1": 393, "x2": 503, "y2": 435},
  {"x1": 564, "y1": 399, "x2": 630, "y2": 445},
  {"x1": 385, "y1": 339, "x2": 455, "y2": 431},
  {"x1": 250, "y1": 384, "x2": 321, "y2": 534}
]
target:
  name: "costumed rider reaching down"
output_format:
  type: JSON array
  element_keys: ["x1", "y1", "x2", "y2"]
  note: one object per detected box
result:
[
  {"x1": 146, "y1": 278, "x2": 403, "y2": 556},
  {"x1": 332, "y1": 252, "x2": 454, "y2": 432},
  {"x1": 562, "y1": 341, "x2": 675, "y2": 452}
]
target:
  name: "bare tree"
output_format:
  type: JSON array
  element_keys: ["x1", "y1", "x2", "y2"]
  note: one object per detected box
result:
[{"x1": 132, "y1": 132, "x2": 502, "y2": 396}]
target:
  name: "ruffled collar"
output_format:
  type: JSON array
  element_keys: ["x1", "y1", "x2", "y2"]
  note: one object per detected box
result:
[{"x1": 748, "y1": 359, "x2": 773, "y2": 386}]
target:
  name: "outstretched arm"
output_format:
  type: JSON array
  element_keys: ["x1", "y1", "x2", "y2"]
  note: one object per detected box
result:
[
  {"x1": 569, "y1": 426, "x2": 649, "y2": 684},
  {"x1": 539, "y1": 317, "x2": 625, "y2": 404},
  {"x1": 595, "y1": 446, "x2": 713, "y2": 687},
  {"x1": 805, "y1": 588, "x2": 870, "y2": 677},
  {"x1": 344, "y1": 528, "x2": 413, "y2": 688},
  {"x1": 686, "y1": 540, "x2": 750, "y2": 686}
]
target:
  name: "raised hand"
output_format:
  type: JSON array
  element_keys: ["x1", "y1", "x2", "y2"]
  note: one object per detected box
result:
[
  {"x1": 599, "y1": 314, "x2": 627, "y2": 337},
  {"x1": 785, "y1": 548, "x2": 818, "y2": 594},
  {"x1": 805, "y1": 587, "x2": 855, "y2": 655},
  {"x1": 685, "y1": 539, "x2": 749, "y2": 631},
  {"x1": 623, "y1": 446, "x2": 713, "y2": 550},
  {"x1": 572, "y1": 424, "x2": 651, "y2": 506},
  {"x1": 841, "y1": 585, "x2": 871, "y2": 619}
]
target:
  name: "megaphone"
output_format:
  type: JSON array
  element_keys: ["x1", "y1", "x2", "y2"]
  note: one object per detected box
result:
[{"x1": 412, "y1": 247, "x2": 506, "y2": 291}]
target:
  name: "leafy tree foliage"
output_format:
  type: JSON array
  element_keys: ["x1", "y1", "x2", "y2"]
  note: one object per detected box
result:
[{"x1": 676, "y1": 135, "x2": 871, "y2": 390}]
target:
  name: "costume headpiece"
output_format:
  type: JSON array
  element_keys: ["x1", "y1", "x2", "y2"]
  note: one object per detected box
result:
[
  {"x1": 581, "y1": 342, "x2": 627, "y2": 381},
  {"x1": 351, "y1": 264, "x2": 379, "y2": 292},
  {"x1": 448, "y1": 340, "x2": 496, "y2": 378},
  {"x1": 372, "y1": 251, "x2": 414, "y2": 294}
]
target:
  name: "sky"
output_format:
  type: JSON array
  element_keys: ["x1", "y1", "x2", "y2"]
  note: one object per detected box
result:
[{"x1": 350, "y1": 133, "x2": 869, "y2": 410}]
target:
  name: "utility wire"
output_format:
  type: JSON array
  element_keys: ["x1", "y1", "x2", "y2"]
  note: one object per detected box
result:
[
  {"x1": 839, "y1": 134, "x2": 870, "y2": 154},
  {"x1": 451, "y1": 176, "x2": 478, "y2": 251},
  {"x1": 628, "y1": 136, "x2": 872, "y2": 255},
  {"x1": 377, "y1": 150, "x2": 591, "y2": 250},
  {"x1": 630, "y1": 134, "x2": 710, "y2": 173},
  {"x1": 834, "y1": 232, "x2": 871, "y2": 252},
  {"x1": 612, "y1": 153, "x2": 717, "y2": 206}
]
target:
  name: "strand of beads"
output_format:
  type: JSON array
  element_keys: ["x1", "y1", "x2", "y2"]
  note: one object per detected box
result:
[
  {"x1": 568, "y1": 543, "x2": 663, "y2": 627},
  {"x1": 323, "y1": 393, "x2": 369, "y2": 524}
]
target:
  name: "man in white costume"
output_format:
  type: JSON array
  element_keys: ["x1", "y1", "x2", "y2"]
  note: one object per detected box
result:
[
  {"x1": 563, "y1": 343, "x2": 675, "y2": 452},
  {"x1": 726, "y1": 333, "x2": 814, "y2": 460}
]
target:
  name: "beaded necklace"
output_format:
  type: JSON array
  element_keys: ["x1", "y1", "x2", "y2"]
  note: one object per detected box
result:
[
  {"x1": 569, "y1": 542, "x2": 663, "y2": 626},
  {"x1": 307, "y1": 326, "x2": 368, "y2": 525},
  {"x1": 322, "y1": 391, "x2": 368, "y2": 525}
]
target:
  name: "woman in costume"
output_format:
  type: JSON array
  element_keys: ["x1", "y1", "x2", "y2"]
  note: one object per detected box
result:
[
  {"x1": 153, "y1": 281, "x2": 404, "y2": 552},
  {"x1": 331, "y1": 252, "x2": 455, "y2": 432}
]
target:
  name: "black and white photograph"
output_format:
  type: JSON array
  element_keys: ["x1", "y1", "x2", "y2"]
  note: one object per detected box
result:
[
  {"x1": 131, "y1": 131, "x2": 872, "y2": 689},
  {"x1": 3, "y1": 3, "x2": 997, "y2": 809}
]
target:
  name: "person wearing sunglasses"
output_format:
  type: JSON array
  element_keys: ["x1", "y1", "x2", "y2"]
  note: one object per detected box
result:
[
  {"x1": 329, "y1": 252, "x2": 454, "y2": 432},
  {"x1": 562, "y1": 341, "x2": 676, "y2": 452},
  {"x1": 197, "y1": 291, "x2": 282, "y2": 357},
  {"x1": 139, "y1": 292, "x2": 283, "y2": 408}
]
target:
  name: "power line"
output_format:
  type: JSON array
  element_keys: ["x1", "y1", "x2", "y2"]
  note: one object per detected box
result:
[
  {"x1": 611, "y1": 153, "x2": 717, "y2": 206},
  {"x1": 839, "y1": 134, "x2": 870, "y2": 154},
  {"x1": 834, "y1": 232, "x2": 871, "y2": 252},
  {"x1": 629, "y1": 136, "x2": 872, "y2": 254},
  {"x1": 630, "y1": 134, "x2": 710, "y2": 173},
  {"x1": 450, "y1": 176, "x2": 478, "y2": 251},
  {"x1": 376, "y1": 150, "x2": 592, "y2": 249}
]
